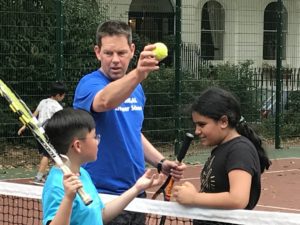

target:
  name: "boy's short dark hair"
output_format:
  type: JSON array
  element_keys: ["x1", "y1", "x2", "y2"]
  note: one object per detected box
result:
[
  {"x1": 45, "y1": 108, "x2": 95, "y2": 155},
  {"x1": 50, "y1": 81, "x2": 67, "y2": 97}
]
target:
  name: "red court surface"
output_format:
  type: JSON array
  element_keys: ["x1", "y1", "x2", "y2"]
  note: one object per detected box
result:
[
  {"x1": 147, "y1": 158, "x2": 300, "y2": 213},
  {"x1": 3, "y1": 158, "x2": 300, "y2": 215}
]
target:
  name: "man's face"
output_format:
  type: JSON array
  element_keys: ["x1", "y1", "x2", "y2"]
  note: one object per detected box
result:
[{"x1": 94, "y1": 35, "x2": 135, "y2": 80}]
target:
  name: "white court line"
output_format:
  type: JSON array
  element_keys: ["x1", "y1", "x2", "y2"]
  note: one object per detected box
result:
[
  {"x1": 1, "y1": 177, "x2": 33, "y2": 182},
  {"x1": 179, "y1": 168, "x2": 300, "y2": 181},
  {"x1": 265, "y1": 168, "x2": 300, "y2": 174},
  {"x1": 256, "y1": 204, "x2": 300, "y2": 213},
  {"x1": 270, "y1": 157, "x2": 300, "y2": 160}
]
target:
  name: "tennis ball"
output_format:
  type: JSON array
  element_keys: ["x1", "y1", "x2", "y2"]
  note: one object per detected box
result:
[{"x1": 153, "y1": 42, "x2": 168, "y2": 61}]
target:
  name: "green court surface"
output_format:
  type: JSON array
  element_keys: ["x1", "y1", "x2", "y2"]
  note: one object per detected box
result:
[
  {"x1": 267, "y1": 146, "x2": 300, "y2": 159},
  {"x1": 181, "y1": 146, "x2": 300, "y2": 165},
  {"x1": 0, "y1": 167, "x2": 36, "y2": 180}
]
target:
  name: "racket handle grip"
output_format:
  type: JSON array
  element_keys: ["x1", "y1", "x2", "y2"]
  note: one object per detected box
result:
[
  {"x1": 77, "y1": 188, "x2": 93, "y2": 205},
  {"x1": 60, "y1": 165, "x2": 93, "y2": 205},
  {"x1": 177, "y1": 133, "x2": 194, "y2": 162},
  {"x1": 165, "y1": 178, "x2": 175, "y2": 201}
]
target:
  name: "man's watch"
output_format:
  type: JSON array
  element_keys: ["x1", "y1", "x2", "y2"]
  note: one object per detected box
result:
[{"x1": 157, "y1": 158, "x2": 166, "y2": 173}]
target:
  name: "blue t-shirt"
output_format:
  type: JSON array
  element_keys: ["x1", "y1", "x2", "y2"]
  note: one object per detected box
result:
[
  {"x1": 73, "y1": 70, "x2": 146, "y2": 195},
  {"x1": 42, "y1": 167, "x2": 104, "y2": 225}
]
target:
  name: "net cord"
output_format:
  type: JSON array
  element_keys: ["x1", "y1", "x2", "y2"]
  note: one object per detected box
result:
[{"x1": 1, "y1": 181, "x2": 300, "y2": 225}]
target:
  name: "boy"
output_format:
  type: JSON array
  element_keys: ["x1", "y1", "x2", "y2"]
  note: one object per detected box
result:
[
  {"x1": 42, "y1": 108, "x2": 163, "y2": 225},
  {"x1": 18, "y1": 81, "x2": 66, "y2": 184}
]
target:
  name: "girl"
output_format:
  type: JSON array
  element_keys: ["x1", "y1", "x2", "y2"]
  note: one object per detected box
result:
[{"x1": 173, "y1": 87, "x2": 271, "y2": 225}]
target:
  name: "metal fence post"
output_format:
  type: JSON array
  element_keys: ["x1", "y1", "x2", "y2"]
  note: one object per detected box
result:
[
  {"x1": 174, "y1": 0, "x2": 182, "y2": 155},
  {"x1": 56, "y1": 0, "x2": 64, "y2": 81},
  {"x1": 275, "y1": 0, "x2": 283, "y2": 149}
]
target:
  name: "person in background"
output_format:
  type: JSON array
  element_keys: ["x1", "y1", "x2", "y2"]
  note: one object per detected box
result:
[
  {"x1": 173, "y1": 87, "x2": 271, "y2": 225},
  {"x1": 18, "y1": 81, "x2": 67, "y2": 185},
  {"x1": 73, "y1": 20, "x2": 186, "y2": 224},
  {"x1": 42, "y1": 108, "x2": 163, "y2": 225}
]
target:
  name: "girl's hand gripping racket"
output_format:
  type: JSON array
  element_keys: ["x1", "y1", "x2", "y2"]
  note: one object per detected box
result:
[
  {"x1": 151, "y1": 133, "x2": 194, "y2": 224},
  {"x1": 0, "y1": 79, "x2": 92, "y2": 205}
]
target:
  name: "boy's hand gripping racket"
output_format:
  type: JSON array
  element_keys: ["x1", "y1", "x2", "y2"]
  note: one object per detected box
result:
[
  {"x1": 151, "y1": 132, "x2": 194, "y2": 225},
  {"x1": 0, "y1": 79, "x2": 93, "y2": 205}
]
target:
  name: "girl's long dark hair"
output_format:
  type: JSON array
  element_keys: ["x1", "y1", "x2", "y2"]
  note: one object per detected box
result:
[{"x1": 191, "y1": 87, "x2": 271, "y2": 173}]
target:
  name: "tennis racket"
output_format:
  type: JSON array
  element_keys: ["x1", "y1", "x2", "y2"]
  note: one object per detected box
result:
[
  {"x1": 0, "y1": 79, "x2": 92, "y2": 205},
  {"x1": 151, "y1": 132, "x2": 194, "y2": 225}
]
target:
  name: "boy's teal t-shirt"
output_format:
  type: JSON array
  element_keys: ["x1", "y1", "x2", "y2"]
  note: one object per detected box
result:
[{"x1": 42, "y1": 166, "x2": 104, "y2": 225}]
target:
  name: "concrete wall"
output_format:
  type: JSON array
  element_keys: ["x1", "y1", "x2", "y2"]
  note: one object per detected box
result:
[{"x1": 181, "y1": 0, "x2": 300, "y2": 67}]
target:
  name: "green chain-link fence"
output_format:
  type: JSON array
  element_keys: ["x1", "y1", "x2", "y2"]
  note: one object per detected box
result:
[{"x1": 1, "y1": 0, "x2": 300, "y2": 176}]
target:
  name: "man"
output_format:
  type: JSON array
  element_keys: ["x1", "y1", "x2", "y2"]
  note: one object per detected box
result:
[{"x1": 73, "y1": 20, "x2": 185, "y2": 224}]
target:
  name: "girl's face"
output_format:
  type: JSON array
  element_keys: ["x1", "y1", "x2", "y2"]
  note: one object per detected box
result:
[{"x1": 192, "y1": 112, "x2": 227, "y2": 146}]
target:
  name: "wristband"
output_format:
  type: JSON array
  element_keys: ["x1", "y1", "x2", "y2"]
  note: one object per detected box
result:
[{"x1": 157, "y1": 158, "x2": 166, "y2": 173}]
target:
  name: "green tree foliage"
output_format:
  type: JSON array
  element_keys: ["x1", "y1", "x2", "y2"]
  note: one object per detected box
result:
[
  {"x1": 210, "y1": 61, "x2": 259, "y2": 120},
  {"x1": 0, "y1": 0, "x2": 109, "y2": 93},
  {"x1": 63, "y1": 0, "x2": 108, "y2": 80},
  {"x1": 281, "y1": 91, "x2": 300, "y2": 137},
  {"x1": 142, "y1": 61, "x2": 258, "y2": 142},
  {"x1": 0, "y1": 0, "x2": 57, "y2": 84},
  {"x1": 0, "y1": 0, "x2": 108, "y2": 141},
  {"x1": 0, "y1": 0, "x2": 57, "y2": 142},
  {"x1": 142, "y1": 67, "x2": 175, "y2": 143},
  {"x1": 257, "y1": 90, "x2": 300, "y2": 139}
]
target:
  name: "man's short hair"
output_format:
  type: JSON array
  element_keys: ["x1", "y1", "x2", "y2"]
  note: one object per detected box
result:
[{"x1": 95, "y1": 20, "x2": 132, "y2": 46}]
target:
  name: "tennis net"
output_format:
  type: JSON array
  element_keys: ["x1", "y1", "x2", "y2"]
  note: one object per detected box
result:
[{"x1": 1, "y1": 181, "x2": 300, "y2": 225}]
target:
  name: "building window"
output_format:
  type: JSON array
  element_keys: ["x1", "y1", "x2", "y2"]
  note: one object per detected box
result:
[
  {"x1": 201, "y1": 1, "x2": 224, "y2": 60},
  {"x1": 263, "y1": 2, "x2": 288, "y2": 60}
]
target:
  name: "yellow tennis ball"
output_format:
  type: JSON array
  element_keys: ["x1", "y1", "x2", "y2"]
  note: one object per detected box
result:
[{"x1": 153, "y1": 42, "x2": 168, "y2": 61}]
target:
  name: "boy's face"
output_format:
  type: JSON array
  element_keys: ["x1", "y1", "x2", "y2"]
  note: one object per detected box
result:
[
  {"x1": 94, "y1": 35, "x2": 135, "y2": 80},
  {"x1": 58, "y1": 93, "x2": 65, "y2": 102},
  {"x1": 54, "y1": 93, "x2": 65, "y2": 102},
  {"x1": 78, "y1": 129, "x2": 100, "y2": 162}
]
